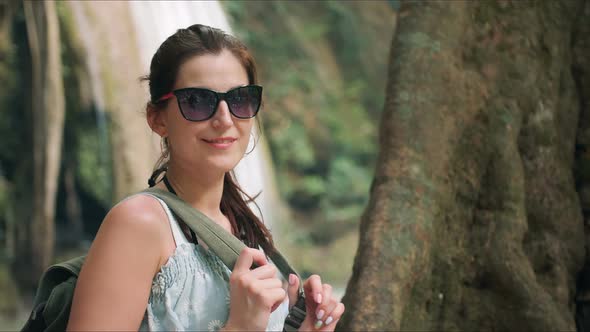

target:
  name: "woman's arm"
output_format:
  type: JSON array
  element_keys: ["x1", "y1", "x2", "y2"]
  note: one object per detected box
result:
[{"x1": 67, "y1": 195, "x2": 170, "y2": 331}]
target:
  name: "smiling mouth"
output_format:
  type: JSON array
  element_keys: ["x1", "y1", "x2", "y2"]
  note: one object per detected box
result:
[{"x1": 203, "y1": 137, "x2": 237, "y2": 144}]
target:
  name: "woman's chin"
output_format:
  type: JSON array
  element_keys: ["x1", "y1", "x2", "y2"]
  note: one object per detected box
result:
[{"x1": 203, "y1": 157, "x2": 241, "y2": 175}]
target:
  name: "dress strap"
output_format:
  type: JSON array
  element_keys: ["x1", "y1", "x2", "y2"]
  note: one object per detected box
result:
[{"x1": 143, "y1": 193, "x2": 189, "y2": 247}]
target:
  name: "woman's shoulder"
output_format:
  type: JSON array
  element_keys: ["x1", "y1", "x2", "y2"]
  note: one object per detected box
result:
[
  {"x1": 69, "y1": 193, "x2": 173, "y2": 330},
  {"x1": 110, "y1": 193, "x2": 169, "y2": 225},
  {"x1": 95, "y1": 193, "x2": 175, "y2": 263}
]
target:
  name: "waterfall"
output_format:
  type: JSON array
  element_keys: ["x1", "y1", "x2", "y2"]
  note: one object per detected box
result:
[
  {"x1": 128, "y1": 1, "x2": 282, "y2": 227},
  {"x1": 69, "y1": 1, "x2": 111, "y2": 202}
]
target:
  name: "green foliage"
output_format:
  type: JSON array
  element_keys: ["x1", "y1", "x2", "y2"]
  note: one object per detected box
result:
[
  {"x1": 326, "y1": 157, "x2": 372, "y2": 206},
  {"x1": 0, "y1": 45, "x2": 17, "y2": 140},
  {"x1": 223, "y1": 0, "x2": 392, "y2": 244},
  {"x1": 0, "y1": 178, "x2": 9, "y2": 259},
  {"x1": 0, "y1": 4, "x2": 29, "y2": 261},
  {"x1": 76, "y1": 125, "x2": 112, "y2": 207},
  {"x1": 0, "y1": 4, "x2": 26, "y2": 180},
  {"x1": 273, "y1": 121, "x2": 316, "y2": 171}
]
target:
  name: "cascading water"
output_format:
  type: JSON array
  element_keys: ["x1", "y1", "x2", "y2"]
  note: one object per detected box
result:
[
  {"x1": 69, "y1": 1, "x2": 111, "y2": 203},
  {"x1": 129, "y1": 1, "x2": 281, "y2": 227}
]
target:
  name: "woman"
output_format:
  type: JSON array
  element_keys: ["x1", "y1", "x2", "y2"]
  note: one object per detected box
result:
[{"x1": 67, "y1": 24, "x2": 345, "y2": 331}]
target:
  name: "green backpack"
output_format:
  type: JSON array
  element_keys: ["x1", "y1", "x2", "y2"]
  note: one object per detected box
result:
[{"x1": 21, "y1": 188, "x2": 306, "y2": 332}]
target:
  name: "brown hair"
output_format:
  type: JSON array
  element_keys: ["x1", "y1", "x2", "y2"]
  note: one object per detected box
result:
[{"x1": 142, "y1": 24, "x2": 275, "y2": 255}]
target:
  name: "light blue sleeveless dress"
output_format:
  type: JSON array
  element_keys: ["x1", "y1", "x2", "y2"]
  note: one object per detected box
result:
[{"x1": 138, "y1": 194, "x2": 290, "y2": 331}]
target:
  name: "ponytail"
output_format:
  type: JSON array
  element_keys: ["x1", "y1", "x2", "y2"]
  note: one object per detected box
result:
[
  {"x1": 221, "y1": 172, "x2": 276, "y2": 255},
  {"x1": 148, "y1": 136, "x2": 170, "y2": 187}
]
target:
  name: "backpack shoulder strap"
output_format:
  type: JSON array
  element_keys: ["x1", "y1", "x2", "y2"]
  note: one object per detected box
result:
[
  {"x1": 141, "y1": 188, "x2": 304, "y2": 293},
  {"x1": 142, "y1": 188, "x2": 245, "y2": 269}
]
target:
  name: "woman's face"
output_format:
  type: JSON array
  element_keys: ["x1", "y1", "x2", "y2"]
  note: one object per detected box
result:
[{"x1": 158, "y1": 49, "x2": 254, "y2": 176}]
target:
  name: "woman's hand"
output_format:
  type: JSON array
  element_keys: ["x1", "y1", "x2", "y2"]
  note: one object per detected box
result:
[
  {"x1": 287, "y1": 274, "x2": 345, "y2": 331},
  {"x1": 224, "y1": 247, "x2": 287, "y2": 331}
]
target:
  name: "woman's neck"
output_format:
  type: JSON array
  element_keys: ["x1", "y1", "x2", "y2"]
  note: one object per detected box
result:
[{"x1": 162, "y1": 161, "x2": 226, "y2": 220}]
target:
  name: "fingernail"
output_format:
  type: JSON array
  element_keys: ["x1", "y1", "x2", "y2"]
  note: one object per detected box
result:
[
  {"x1": 315, "y1": 293, "x2": 322, "y2": 304},
  {"x1": 289, "y1": 274, "x2": 296, "y2": 285},
  {"x1": 314, "y1": 320, "x2": 323, "y2": 329},
  {"x1": 325, "y1": 316, "x2": 333, "y2": 325},
  {"x1": 316, "y1": 309, "x2": 325, "y2": 320}
]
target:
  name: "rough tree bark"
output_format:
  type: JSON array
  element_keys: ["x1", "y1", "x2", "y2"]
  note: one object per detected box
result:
[
  {"x1": 573, "y1": 0, "x2": 590, "y2": 328},
  {"x1": 338, "y1": 1, "x2": 588, "y2": 331},
  {"x1": 12, "y1": 0, "x2": 65, "y2": 291}
]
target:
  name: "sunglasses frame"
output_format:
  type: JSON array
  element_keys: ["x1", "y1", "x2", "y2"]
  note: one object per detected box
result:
[{"x1": 157, "y1": 85, "x2": 263, "y2": 122}]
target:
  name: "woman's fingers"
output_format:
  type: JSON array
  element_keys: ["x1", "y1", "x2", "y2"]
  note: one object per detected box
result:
[
  {"x1": 265, "y1": 287, "x2": 287, "y2": 313},
  {"x1": 320, "y1": 299, "x2": 338, "y2": 324},
  {"x1": 249, "y1": 263, "x2": 279, "y2": 280},
  {"x1": 253, "y1": 277, "x2": 283, "y2": 290},
  {"x1": 286, "y1": 274, "x2": 300, "y2": 309},
  {"x1": 303, "y1": 275, "x2": 331, "y2": 330},
  {"x1": 321, "y1": 303, "x2": 345, "y2": 329},
  {"x1": 315, "y1": 283, "x2": 333, "y2": 321},
  {"x1": 303, "y1": 274, "x2": 323, "y2": 305},
  {"x1": 297, "y1": 277, "x2": 346, "y2": 332},
  {"x1": 233, "y1": 247, "x2": 268, "y2": 273}
]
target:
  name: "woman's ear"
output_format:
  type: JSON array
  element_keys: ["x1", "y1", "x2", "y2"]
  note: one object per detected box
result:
[{"x1": 147, "y1": 103, "x2": 168, "y2": 138}]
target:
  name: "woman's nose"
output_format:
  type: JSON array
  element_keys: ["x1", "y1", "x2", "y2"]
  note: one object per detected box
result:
[{"x1": 211, "y1": 100, "x2": 233, "y2": 129}]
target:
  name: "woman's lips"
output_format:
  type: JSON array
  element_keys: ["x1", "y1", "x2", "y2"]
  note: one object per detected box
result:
[{"x1": 203, "y1": 137, "x2": 237, "y2": 149}]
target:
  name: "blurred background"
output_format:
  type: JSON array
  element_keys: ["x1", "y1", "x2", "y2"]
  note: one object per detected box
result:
[
  {"x1": 0, "y1": 0, "x2": 396, "y2": 328},
  {"x1": 5, "y1": 1, "x2": 587, "y2": 331}
]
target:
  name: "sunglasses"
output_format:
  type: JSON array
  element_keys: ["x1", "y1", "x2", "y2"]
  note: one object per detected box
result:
[{"x1": 157, "y1": 85, "x2": 263, "y2": 122}]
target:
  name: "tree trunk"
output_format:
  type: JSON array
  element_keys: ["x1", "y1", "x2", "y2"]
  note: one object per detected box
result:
[
  {"x1": 573, "y1": 0, "x2": 590, "y2": 329},
  {"x1": 338, "y1": 1, "x2": 588, "y2": 330},
  {"x1": 13, "y1": 0, "x2": 65, "y2": 291}
]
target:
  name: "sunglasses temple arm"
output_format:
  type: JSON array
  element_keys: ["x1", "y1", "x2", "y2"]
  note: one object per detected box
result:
[{"x1": 157, "y1": 92, "x2": 174, "y2": 103}]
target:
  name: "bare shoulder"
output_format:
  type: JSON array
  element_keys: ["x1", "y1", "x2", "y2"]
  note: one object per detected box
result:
[
  {"x1": 83, "y1": 192, "x2": 174, "y2": 279},
  {"x1": 108, "y1": 193, "x2": 169, "y2": 228},
  {"x1": 67, "y1": 193, "x2": 173, "y2": 330},
  {"x1": 98, "y1": 193, "x2": 175, "y2": 264}
]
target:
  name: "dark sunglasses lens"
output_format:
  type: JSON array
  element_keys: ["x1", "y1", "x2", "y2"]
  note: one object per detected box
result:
[
  {"x1": 176, "y1": 89, "x2": 217, "y2": 121},
  {"x1": 226, "y1": 86, "x2": 262, "y2": 118}
]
